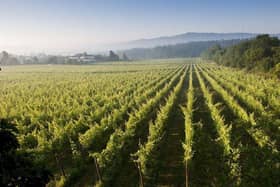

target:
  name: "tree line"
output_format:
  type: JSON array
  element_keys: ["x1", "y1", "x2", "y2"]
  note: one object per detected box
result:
[
  {"x1": 201, "y1": 34, "x2": 280, "y2": 78},
  {"x1": 0, "y1": 50, "x2": 129, "y2": 66}
]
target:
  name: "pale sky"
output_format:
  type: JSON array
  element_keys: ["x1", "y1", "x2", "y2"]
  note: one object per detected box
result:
[{"x1": 0, "y1": 0, "x2": 279, "y2": 54}]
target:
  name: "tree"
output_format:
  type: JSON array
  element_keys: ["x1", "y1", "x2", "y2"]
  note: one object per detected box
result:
[
  {"x1": 0, "y1": 51, "x2": 20, "y2": 65},
  {"x1": 202, "y1": 35, "x2": 280, "y2": 76},
  {"x1": 122, "y1": 53, "x2": 130, "y2": 61},
  {"x1": 0, "y1": 51, "x2": 9, "y2": 65},
  {"x1": 108, "y1": 50, "x2": 120, "y2": 61},
  {"x1": 33, "y1": 57, "x2": 39, "y2": 64}
]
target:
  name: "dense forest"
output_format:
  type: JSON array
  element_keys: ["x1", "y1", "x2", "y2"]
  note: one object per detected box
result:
[
  {"x1": 202, "y1": 35, "x2": 280, "y2": 78},
  {"x1": 121, "y1": 39, "x2": 244, "y2": 59}
]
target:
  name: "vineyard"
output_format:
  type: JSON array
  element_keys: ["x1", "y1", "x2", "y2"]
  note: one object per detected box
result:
[{"x1": 0, "y1": 59, "x2": 279, "y2": 187}]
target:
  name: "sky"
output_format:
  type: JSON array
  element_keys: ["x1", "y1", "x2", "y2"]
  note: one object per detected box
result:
[{"x1": 0, "y1": 0, "x2": 279, "y2": 54}]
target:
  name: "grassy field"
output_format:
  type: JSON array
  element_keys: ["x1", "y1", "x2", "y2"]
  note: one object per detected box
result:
[{"x1": 0, "y1": 59, "x2": 279, "y2": 187}]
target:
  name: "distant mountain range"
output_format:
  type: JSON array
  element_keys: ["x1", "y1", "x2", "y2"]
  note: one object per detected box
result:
[{"x1": 113, "y1": 32, "x2": 280, "y2": 50}]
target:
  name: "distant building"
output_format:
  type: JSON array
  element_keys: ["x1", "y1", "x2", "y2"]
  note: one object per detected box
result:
[{"x1": 69, "y1": 53, "x2": 96, "y2": 63}]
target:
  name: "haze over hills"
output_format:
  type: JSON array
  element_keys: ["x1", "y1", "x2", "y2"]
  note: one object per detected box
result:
[
  {"x1": 1, "y1": 32, "x2": 280, "y2": 56},
  {"x1": 1, "y1": 32, "x2": 280, "y2": 55},
  {"x1": 120, "y1": 39, "x2": 244, "y2": 60},
  {"x1": 111, "y1": 32, "x2": 280, "y2": 50}
]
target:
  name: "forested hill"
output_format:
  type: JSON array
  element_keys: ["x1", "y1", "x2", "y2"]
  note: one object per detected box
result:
[
  {"x1": 117, "y1": 32, "x2": 280, "y2": 49},
  {"x1": 201, "y1": 34, "x2": 280, "y2": 78},
  {"x1": 121, "y1": 39, "x2": 244, "y2": 59}
]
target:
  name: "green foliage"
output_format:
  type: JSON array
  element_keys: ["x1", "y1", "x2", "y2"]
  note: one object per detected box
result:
[
  {"x1": 182, "y1": 65, "x2": 195, "y2": 163},
  {"x1": 0, "y1": 63, "x2": 185, "y2": 186},
  {"x1": 134, "y1": 66, "x2": 186, "y2": 183},
  {"x1": 202, "y1": 66, "x2": 265, "y2": 114},
  {"x1": 78, "y1": 67, "x2": 180, "y2": 153},
  {"x1": 1, "y1": 62, "x2": 279, "y2": 186},
  {"x1": 0, "y1": 119, "x2": 52, "y2": 186},
  {"x1": 93, "y1": 66, "x2": 186, "y2": 186},
  {"x1": 197, "y1": 65, "x2": 277, "y2": 151},
  {"x1": 195, "y1": 66, "x2": 241, "y2": 184},
  {"x1": 272, "y1": 63, "x2": 280, "y2": 79},
  {"x1": 202, "y1": 35, "x2": 280, "y2": 76},
  {"x1": 21, "y1": 133, "x2": 38, "y2": 149}
]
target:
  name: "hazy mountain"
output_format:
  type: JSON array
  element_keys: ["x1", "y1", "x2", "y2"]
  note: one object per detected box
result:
[
  {"x1": 112, "y1": 32, "x2": 280, "y2": 49},
  {"x1": 120, "y1": 39, "x2": 244, "y2": 60}
]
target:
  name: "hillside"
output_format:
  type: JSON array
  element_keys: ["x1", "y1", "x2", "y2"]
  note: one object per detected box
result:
[
  {"x1": 202, "y1": 34, "x2": 280, "y2": 78},
  {"x1": 120, "y1": 39, "x2": 244, "y2": 59},
  {"x1": 114, "y1": 32, "x2": 280, "y2": 49}
]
